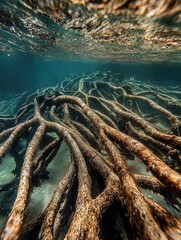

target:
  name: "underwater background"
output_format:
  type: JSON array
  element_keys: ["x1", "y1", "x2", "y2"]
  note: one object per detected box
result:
[
  {"x1": 0, "y1": 53, "x2": 181, "y2": 100},
  {"x1": 0, "y1": 0, "x2": 181, "y2": 240},
  {"x1": 0, "y1": 0, "x2": 181, "y2": 100}
]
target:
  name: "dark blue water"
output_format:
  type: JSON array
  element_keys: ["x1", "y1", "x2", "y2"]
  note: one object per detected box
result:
[
  {"x1": 0, "y1": 0, "x2": 180, "y2": 101},
  {"x1": 0, "y1": 52, "x2": 180, "y2": 100}
]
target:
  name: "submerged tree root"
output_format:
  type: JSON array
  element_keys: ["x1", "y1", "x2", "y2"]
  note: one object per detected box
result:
[{"x1": 0, "y1": 72, "x2": 180, "y2": 240}]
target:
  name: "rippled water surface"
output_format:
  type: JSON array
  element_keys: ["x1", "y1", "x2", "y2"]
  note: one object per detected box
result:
[{"x1": 0, "y1": 0, "x2": 181, "y2": 62}]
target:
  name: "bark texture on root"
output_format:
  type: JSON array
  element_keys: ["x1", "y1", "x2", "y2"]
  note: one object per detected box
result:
[{"x1": 0, "y1": 72, "x2": 180, "y2": 240}]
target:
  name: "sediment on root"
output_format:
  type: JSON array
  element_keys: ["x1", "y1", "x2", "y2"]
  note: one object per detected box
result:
[{"x1": 0, "y1": 72, "x2": 180, "y2": 240}]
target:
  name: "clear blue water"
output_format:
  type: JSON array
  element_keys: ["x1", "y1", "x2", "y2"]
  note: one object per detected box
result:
[
  {"x1": 0, "y1": 53, "x2": 180, "y2": 100},
  {"x1": 0, "y1": 0, "x2": 180, "y2": 102}
]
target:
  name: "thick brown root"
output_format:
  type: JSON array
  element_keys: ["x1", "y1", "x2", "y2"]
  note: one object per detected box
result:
[{"x1": 0, "y1": 73, "x2": 180, "y2": 240}]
